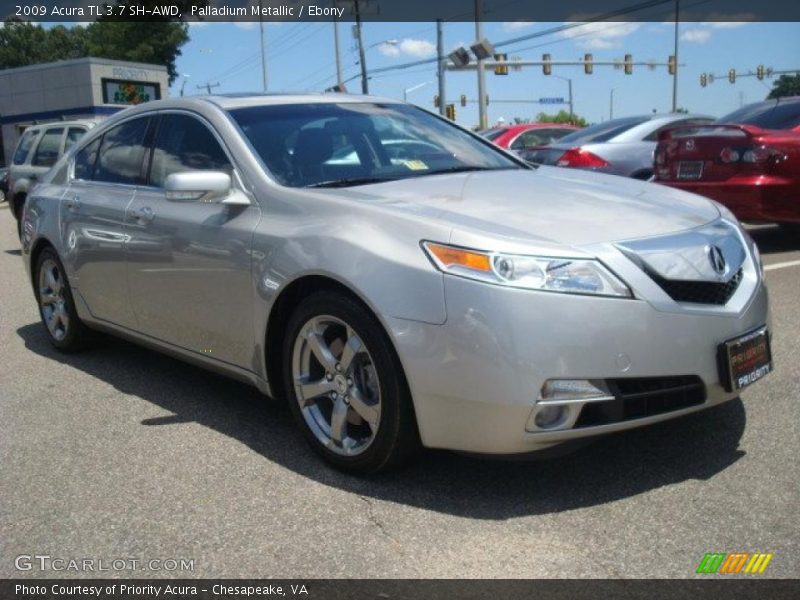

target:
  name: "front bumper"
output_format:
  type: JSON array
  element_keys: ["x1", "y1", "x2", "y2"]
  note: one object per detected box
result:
[{"x1": 388, "y1": 269, "x2": 769, "y2": 455}]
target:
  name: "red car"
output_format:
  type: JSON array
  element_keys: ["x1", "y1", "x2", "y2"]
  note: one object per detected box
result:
[
  {"x1": 654, "y1": 97, "x2": 800, "y2": 226},
  {"x1": 479, "y1": 123, "x2": 579, "y2": 154}
]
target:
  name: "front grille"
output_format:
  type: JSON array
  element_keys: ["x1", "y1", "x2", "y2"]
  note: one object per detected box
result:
[
  {"x1": 650, "y1": 268, "x2": 743, "y2": 305},
  {"x1": 574, "y1": 375, "x2": 705, "y2": 428}
]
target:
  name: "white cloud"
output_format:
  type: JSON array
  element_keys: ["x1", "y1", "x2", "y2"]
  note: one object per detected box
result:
[
  {"x1": 379, "y1": 38, "x2": 436, "y2": 59},
  {"x1": 558, "y1": 22, "x2": 641, "y2": 50},
  {"x1": 704, "y1": 20, "x2": 751, "y2": 29},
  {"x1": 503, "y1": 21, "x2": 534, "y2": 32},
  {"x1": 681, "y1": 28, "x2": 712, "y2": 43},
  {"x1": 234, "y1": 22, "x2": 258, "y2": 30}
]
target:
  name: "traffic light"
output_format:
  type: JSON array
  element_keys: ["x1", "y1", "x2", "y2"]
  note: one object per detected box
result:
[
  {"x1": 668, "y1": 55, "x2": 676, "y2": 75},
  {"x1": 700, "y1": 73, "x2": 708, "y2": 87},
  {"x1": 542, "y1": 53, "x2": 552, "y2": 76},
  {"x1": 756, "y1": 65, "x2": 765, "y2": 80},
  {"x1": 584, "y1": 53, "x2": 593, "y2": 75},
  {"x1": 494, "y1": 53, "x2": 508, "y2": 76},
  {"x1": 624, "y1": 54, "x2": 633, "y2": 75},
  {"x1": 445, "y1": 104, "x2": 456, "y2": 121},
  {"x1": 728, "y1": 69, "x2": 736, "y2": 84},
  {"x1": 433, "y1": 95, "x2": 440, "y2": 108},
  {"x1": 460, "y1": 94, "x2": 467, "y2": 107}
]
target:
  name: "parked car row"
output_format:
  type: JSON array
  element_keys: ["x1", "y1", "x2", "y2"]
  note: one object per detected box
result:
[
  {"x1": 5, "y1": 119, "x2": 97, "y2": 236},
  {"x1": 483, "y1": 97, "x2": 800, "y2": 226}
]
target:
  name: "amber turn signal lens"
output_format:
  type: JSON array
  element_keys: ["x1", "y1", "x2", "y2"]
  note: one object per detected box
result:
[{"x1": 425, "y1": 243, "x2": 491, "y2": 272}]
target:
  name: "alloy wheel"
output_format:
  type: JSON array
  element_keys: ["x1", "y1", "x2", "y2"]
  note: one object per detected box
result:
[
  {"x1": 38, "y1": 258, "x2": 70, "y2": 341},
  {"x1": 292, "y1": 315, "x2": 381, "y2": 456}
]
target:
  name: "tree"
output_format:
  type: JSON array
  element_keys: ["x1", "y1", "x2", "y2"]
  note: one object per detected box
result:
[
  {"x1": 535, "y1": 110, "x2": 588, "y2": 127},
  {"x1": 0, "y1": 1, "x2": 208, "y2": 84},
  {"x1": 767, "y1": 74, "x2": 800, "y2": 100}
]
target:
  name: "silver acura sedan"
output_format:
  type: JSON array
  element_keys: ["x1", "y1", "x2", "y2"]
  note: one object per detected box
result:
[{"x1": 20, "y1": 94, "x2": 772, "y2": 474}]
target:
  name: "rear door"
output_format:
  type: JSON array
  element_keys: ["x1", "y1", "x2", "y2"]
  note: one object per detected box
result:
[
  {"x1": 61, "y1": 116, "x2": 153, "y2": 327},
  {"x1": 125, "y1": 112, "x2": 261, "y2": 368}
]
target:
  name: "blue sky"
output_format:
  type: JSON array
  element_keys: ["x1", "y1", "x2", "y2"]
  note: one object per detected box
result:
[{"x1": 174, "y1": 20, "x2": 800, "y2": 126}]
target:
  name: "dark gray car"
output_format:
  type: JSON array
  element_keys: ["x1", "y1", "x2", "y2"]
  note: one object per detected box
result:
[{"x1": 522, "y1": 114, "x2": 713, "y2": 179}]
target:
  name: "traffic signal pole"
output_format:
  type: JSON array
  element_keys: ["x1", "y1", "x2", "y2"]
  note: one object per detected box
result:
[
  {"x1": 437, "y1": 19, "x2": 447, "y2": 116},
  {"x1": 475, "y1": 0, "x2": 488, "y2": 129},
  {"x1": 672, "y1": 0, "x2": 680, "y2": 112}
]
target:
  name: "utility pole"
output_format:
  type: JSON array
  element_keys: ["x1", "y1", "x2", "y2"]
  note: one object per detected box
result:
[
  {"x1": 567, "y1": 78, "x2": 573, "y2": 123},
  {"x1": 333, "y1": 19, "x2": 343, "y2": 89},
  {"x1": 436, "y1": 18, "x2": 446, "y2": 116},
  {"x1": 672, "y1": 0, "x2": 679, "y2": 112},
  {"x1": 197, "y1": 82, "x2": 220, "y2": 95},
  {"x1": 610, "y1": 88, "x2": 615, "y2": 119},
  {"x1": 354, "y1": 1, "x2": 369, "y2": 94},
  {"x1": 259, "y1": 0, "x2": 268, "y2": 92},
  {"x1": 475, "y1": 0, "x2": 488, "y2": 129}
]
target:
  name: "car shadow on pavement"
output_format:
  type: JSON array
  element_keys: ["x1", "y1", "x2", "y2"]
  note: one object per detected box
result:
[
  {"x1": 748, "y1": 225, "x2": 800, "y2": 254},
  {"x1": 18, "y1": 322, "x2": 747, "y2": 520}
]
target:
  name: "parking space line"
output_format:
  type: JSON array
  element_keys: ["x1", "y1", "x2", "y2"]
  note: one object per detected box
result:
[{"x1": 764, "y1": 259, "x2": 800, "y2": 272}]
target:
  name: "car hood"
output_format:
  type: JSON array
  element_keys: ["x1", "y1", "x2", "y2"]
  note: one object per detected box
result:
[{"x1": 342, "y1": 166, "x2": 720, "y2": 248}]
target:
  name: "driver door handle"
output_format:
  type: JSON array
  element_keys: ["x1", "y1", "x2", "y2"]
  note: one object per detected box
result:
[{"x1": 130, "y1": 206, "x2": 155, "y2": 224}]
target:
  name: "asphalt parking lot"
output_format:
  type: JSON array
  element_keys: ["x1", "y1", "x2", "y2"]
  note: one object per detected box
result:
[{"x1": 0, "y1": 204, "x2": 798, "y2": 579}]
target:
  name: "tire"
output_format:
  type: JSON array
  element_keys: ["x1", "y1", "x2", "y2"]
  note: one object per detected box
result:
[
  {"x1": 282, "y1": 291, "x2": 421, "y2": 474},
  {"x1": 778, "y1": 223, "x2": 800, "y2": 234},
  {"x1": 34, "y1": 248, "x2": 91, "y2": 352}
]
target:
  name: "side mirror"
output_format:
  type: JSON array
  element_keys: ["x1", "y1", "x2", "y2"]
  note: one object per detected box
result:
[{"x1": 164, "y1": 171, "x2": 247, "y2": 205}]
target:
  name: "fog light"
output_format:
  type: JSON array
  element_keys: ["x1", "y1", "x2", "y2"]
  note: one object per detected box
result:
[
  {"x1": 540, "y1": 379, "x2": 612, "y2": 402},
  {"x1": 534, "y1": 405, "x2": 567, "y2": 429}
]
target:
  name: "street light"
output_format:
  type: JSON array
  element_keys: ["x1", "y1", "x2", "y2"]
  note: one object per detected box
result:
[
  {"x1": 403, "y1": 81, "x2": 432, "y2": 103},
  {"x1": 179, "y1": 74, "x2": 191, "y2": 97},
  {"x1": 551, "y1": 74, "x2": 574, "y2": 123}
]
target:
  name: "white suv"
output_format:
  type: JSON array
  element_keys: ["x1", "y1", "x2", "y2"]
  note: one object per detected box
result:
[{"x1": 8, "y1": 119, "x2": 99, "y2": 236}]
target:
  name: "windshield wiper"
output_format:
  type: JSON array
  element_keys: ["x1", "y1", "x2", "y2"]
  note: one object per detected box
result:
[{"x1": 305, "y1": 177, "x2": 390, "y2": 188}]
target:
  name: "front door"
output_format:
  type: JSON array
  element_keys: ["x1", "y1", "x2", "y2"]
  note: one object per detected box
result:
[{"x1": 125, "y1": 113, "x2": 261, "y2": 369}]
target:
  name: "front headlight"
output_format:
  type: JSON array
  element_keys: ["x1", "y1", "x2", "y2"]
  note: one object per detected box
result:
[{"x1": 422, "y1": 241, "x2": 632, "y2": 298}]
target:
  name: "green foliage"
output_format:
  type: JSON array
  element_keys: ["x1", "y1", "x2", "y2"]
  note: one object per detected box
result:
[
  {"x1": 535, "y1": 110, "x2": 588, "y2": 127},
  {"x1": 767, "y1": 74, "x2": 800, "y2": 100},
  {"x1": 0, "y1": 1, "x2": 209, "y2": 84},
  {"x1": 674, "y1": 107, "x2": 689, "y2": 114}
]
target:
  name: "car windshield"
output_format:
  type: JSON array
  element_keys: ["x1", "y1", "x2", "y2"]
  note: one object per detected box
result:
[
  {"x1": 717, "y1": 100, "x2": 800, "y2": 130},
  {"x1": 554, "y1": 116, "x2": 651, "y2": 145},
  {"x1": 230, "y1": 102, "x2": 521, "y2": 188}
]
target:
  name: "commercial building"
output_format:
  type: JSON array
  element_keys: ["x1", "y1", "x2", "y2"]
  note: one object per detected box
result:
[{"x1": 0, "y1": 57, "x2": 169, "y2": 164}]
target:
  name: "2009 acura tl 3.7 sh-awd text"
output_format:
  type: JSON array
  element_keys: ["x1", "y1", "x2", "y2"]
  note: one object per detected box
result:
[{"x1": 20, "y1": 95, "x2": 772, "y2": 474}]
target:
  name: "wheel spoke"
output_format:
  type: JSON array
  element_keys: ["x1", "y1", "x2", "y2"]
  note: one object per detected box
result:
[
  {"x1": 46, "y1": 268, "x2": 61, "y2": 294},
  {"x1": 339, "y1": 330, "x2": 363, "y2": 373},
  {"x1": 295, "y1": 377, "x2": 334, "y2": 405},
  {"x1": 57, "y1": 307, "x2": 70, "y2": 331},
  {"x1": 40, "y1": 290, "x2": 57, "y2": 306},
  {"x1": 307, "y1": 331, "x2": 337, "y2": 370},
  {"x1": 348, "y1": 386, "x2": 379, "y2": 430},
  {"x1": 330, "y1": 395, "x2": 349, "y2": 445}
]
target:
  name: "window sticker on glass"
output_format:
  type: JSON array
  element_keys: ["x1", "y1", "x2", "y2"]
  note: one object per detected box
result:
[{"x1": 401, "y1": 160, "x2": 429, "y2": 171}]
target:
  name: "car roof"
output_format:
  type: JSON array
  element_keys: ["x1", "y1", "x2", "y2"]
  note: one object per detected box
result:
[
  {"x1": 25, "y1": 118, "x2": 100, "y2": 130},
  {"x1": 201, "y1": 92, "x2": 403, "y2": 111}
]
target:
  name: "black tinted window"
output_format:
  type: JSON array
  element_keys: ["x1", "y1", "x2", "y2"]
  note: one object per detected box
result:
[
  {"x1": 556, "y1": 117, "x2": 650, "y2": 145},
  {"x1": 149, "y1": 114, "x2": 232, "y2": 187},
  {"x1": 94, "y1": 118, "x2": 151, "y2": 185},
  {"x1": 718, "y1": 100, "x2": 800, "y2": 129},
  {"x1": 32, "y1": 128, "x2": 64, "y2": 167},
  {"x1": 74, "y1": 137, "x2": 102, "y2": 180},
  {"x1": 13, "y1": 129, "x2": 38, "y2": 165}
]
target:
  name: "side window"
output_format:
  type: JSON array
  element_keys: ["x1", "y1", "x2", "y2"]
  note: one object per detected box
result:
[
  {"x1": 94, "y1": 117, "x2": 151, "y2": 185},
  {"x1": 74, "y1": 137, "x2": 102, "y2": 181},
  {"x1": 65, "y1": 127, "x2": 88, "y2": 153},
  {"x1": 13, "y1": 129, "x2": 39, "y2": 165},
  {"x1": 149, "y1": 114, "x2": 232, "y2": 188},
  {"x1": 32, "y1": 128, "x2": 65, "y2": 167},
  {"x1": 511, "y1": 130, "x2": 547, "y2": 149}
]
